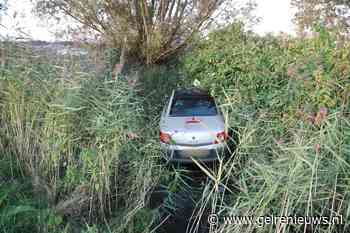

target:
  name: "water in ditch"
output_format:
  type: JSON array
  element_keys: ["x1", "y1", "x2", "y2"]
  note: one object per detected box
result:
[{"x1": 146, "y1": 162, "x2": 231, "y2": 233}]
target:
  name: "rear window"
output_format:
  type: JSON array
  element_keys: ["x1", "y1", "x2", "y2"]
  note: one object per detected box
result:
[{"x1": 169, "y1": 96, "x2": 218, "y2": 117}]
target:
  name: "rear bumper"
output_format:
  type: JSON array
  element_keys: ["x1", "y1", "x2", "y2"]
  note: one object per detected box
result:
[{"x1": 160, "y1": 142, "x2": 226, "y2": 163}]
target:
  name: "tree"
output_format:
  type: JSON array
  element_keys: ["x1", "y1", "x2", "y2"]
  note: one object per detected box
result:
[
  {"x1": 36, "y1": 0, "x2": 230, "y2": 65},
  {"x1": 292, "y1": 0, "x2": 350, "y2": 35}
]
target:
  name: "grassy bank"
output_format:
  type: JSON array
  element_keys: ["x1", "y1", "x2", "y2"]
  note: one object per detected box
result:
[
  {"x1": 181, "y1": 24, "x2": 350, "y2": 232},
  {"x1": 0, "y1": 42, "x2": 164, "y2": 233}
]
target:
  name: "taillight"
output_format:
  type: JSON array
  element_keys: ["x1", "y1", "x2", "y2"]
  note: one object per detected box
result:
[
  {"x1": 215, "y1": 131, "x2": 228, "y2": 144},
  {"x1": 160, "y1": 131, "x2": 171, "y2": 144}
]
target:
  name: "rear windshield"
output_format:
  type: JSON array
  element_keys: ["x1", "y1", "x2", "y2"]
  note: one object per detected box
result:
[{"x1": 169, "y1": 96, "x2": 218, "y2": 117}]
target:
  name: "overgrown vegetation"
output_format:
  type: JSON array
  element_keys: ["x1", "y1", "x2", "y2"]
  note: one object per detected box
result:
[
  {"x1": 0, "y1": 43, "x2": 164, "y2": 232},
  {"x1": 182, "y1": 23, "x2": 350, "y2": 232},
  {"x1": 1, "y1": 21, "x2": 349, "y2": 233}
]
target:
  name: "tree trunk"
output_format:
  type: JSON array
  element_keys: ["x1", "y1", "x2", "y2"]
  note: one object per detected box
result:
[{"x1": 112, "y1": 37, "x2": 128, "y2": 79}]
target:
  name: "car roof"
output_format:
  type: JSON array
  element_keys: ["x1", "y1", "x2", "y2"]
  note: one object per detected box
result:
[{"x1": 174, "y1": 87, "x2": 211, "y2": 99}]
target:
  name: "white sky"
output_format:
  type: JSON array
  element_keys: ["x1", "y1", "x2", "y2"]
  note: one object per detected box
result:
[
  {"x1": 254, "y1": 0, "x2": 296, "y2": 35},
  {"x1": 0, "y1": 0, "x2": 296, "y2": 41}
]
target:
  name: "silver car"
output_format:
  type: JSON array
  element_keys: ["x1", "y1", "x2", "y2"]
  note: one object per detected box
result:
[{"x1": 159, "y1": 88, "x2": 228, "y2": 163}]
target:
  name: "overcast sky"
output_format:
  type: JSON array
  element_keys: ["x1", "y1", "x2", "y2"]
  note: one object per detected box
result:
[
  {"x1": 0, "y1": 0, "x2": 296, "y2": 41},
  {"x1": 254, "y1": 0, "x2": 296, "y2": 35}
]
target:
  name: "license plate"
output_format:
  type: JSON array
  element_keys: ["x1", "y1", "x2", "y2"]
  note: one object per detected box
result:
[{"x1": 185, "y1": 150, "x2": 209, "y2": 157}]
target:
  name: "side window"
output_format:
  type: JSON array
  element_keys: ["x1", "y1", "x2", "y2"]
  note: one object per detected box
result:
[
  {"x1": 162, "y1": 97, "x2": 170, "y2": 116},
  {"x1": 216, "y1": 100, "x2": 224, "y2": 116}
]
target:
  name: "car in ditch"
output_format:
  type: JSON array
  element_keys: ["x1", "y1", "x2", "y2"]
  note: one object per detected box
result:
[{"x1": 159, "y1": 87, "x2": 229, "y2": 163}]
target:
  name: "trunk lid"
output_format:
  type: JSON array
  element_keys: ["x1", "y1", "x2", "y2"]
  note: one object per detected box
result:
[{"x1": 160, "y1": 116, "x2": 225, "y2": 146}]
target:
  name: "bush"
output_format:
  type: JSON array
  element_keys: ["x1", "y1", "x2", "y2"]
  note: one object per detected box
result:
[{"x1": 183, "y1": 24, "x2": 349, "y2": 118}]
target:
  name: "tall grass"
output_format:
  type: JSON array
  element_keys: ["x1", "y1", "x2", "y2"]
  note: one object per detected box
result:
[
  {"x1": 1, "y1": 23, "x2": 349, "y2": 233},
  {"x1": 182, "y1": 24, "x2": 350, "y2": 233},
  {"x1": 0, "y1": 42, "x2": 163, "y2": 232}
]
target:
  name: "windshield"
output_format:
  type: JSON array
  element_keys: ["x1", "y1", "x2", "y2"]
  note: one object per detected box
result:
[{"x1": 169, "y1": 97, "x2": 218, "y2": 117}]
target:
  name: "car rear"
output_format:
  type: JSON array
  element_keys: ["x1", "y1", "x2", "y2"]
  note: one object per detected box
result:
[{"x1": 160, "y1": 89, "x2": 228, "y2": 163}]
